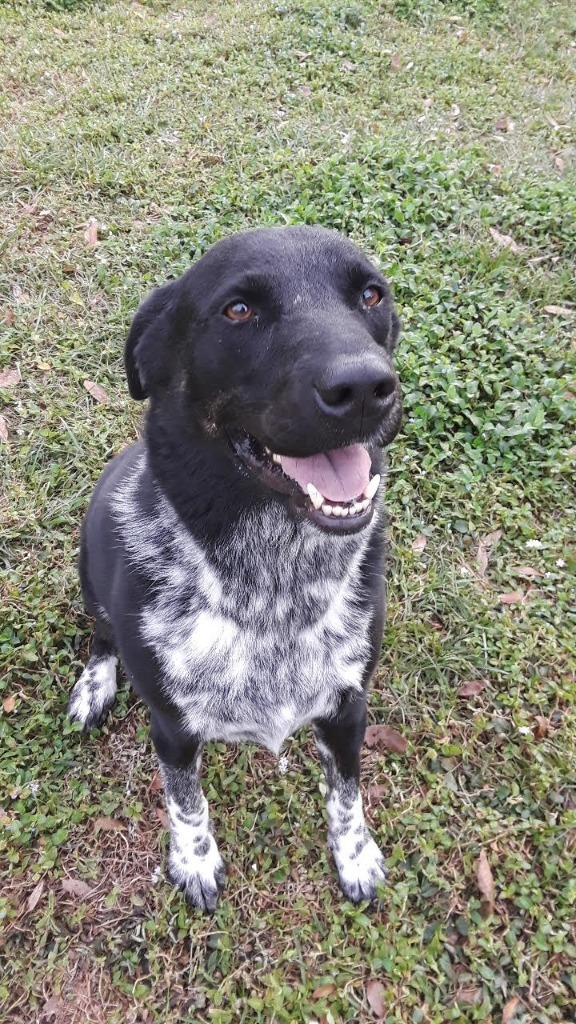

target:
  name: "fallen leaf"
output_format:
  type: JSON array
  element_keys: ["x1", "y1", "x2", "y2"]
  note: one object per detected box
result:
[
  {"x1": 502, "y1": 996, "x2": 521, "y2": 1023},
  {"x1": 150, "y1": 772, "x2": 163, "y2": 792},
  {"x1": 390, "y1": 54, "x2": 401, "y2": 70},
  {"x1": 412, "y1": 534, "x2": 427, "y2": 553},
  {"x1": 61, "y1": 877, "x2": 93, "y2": 898},
  {"x1": 0, "y1": 367, "x2": 21, "y2": 387},
  {"x1": 543, "y1": 305, "x2": 574, "y2": 317},
  {"x1": 513, "y1": 566, "x2": 542, "y2": 578},
  {"x1": 488, "y1": 163, "x2": 502, "y2": 177},
  {"x1": 155, "y1": 807, "x2": 169, "y2": 829},
  {"x1": 477, "y1": 849, "x2": 495, "y2": 915},
  {"x1": 533, "y1": 716, "x2": 549, "y2": 740},
  {"x1": 3, "y1": 309, "x2": 15, "y2": 325},
  {"x1": 368, "y1": 784, "x2": 387, "y2": 802},
  {"x1": 2, "y1": 695, "x2": 16, "y2": 713},
  {"x1": 489, "y1": 227, "x2": 521, "y2": 254},
  {"x1": 366, "y1": 978, "x2": 386, "y2": 1018},
  {"x1": 454, "y1": 985, "x2": 482, "y2": 1005},
  {"x1": 554, "y1": 155, "x2": 564, "y2": 171},
  {"x1": 83, "y1": 380, "x2": 110, "y2": 404},
  {"x1": 365, "y1": 725, "x2": 407, "y2": 754},
  {"x1": 298, "y1": 84, "x2": 312, "y2": 96},
  {"x1": 497, "y1": 591, "x2": 523, "y2": 605},
  {"x1": 25, "y1": 879, "x2": 45, "y2": 914},
  {"x1": 94, "y1": 816, "x2": 125, "y2": 831},
  {"x1": 457, "y1": 679, "x2": 488, "y2": 698},
  {"x1": 41, "y1": 995, "x2": 67, "y2": 1021},
  {"x1": 341, "y1": 60, "x2": 356, "y2": 72},
  {"x1": 35, "y1": 359, "x2": 52, "y2": 371},
  {"x1": 494, "y1": 115, "x2": 514, "y2": 133},
  {"x1": 84, "y1": 216, "x2": 98, "y2": 246},
  {"x1": 475, "y1": 529, "x2": 502, "y2": 574},
  {"x1": 312, "y1": 983, "x2": 337, "y2": 999},
  {"x1": 11, "y1": 282, "x2": 29, "y2": 304},
  {"x1": 0, "y1": 416, "x2": 8, "y2": 441}
]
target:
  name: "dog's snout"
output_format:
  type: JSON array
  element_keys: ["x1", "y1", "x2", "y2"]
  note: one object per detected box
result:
[{"x1": 314, "y1": 360, "x2": 397, "y2": 420}]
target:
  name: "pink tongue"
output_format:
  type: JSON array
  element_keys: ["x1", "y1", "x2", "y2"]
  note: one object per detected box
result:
[{"x1": 280, "y1": 444, "x2": 371, "y2": 503}]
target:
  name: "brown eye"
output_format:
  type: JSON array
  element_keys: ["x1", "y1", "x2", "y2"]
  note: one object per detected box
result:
[
  {"x1": 224, "y1": 301, "x2": 254, "y2": 322},
  {"x1": 362, "y1": 285, "x2": 382, "y2": 308}
]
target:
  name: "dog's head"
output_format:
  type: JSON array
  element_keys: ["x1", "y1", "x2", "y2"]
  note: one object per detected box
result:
[{"x1": 125, "y1": 226, "x2": 402, "y2": 534}]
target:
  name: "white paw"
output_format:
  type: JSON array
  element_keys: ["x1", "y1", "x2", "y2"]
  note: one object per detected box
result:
[
  {"x1": 67, "y1": 656, "x2": 117, "y2": 730},
  {"x1": 167, "y1": 835, "x2": 226, "y2": 912},
  {"x1": 332, "y1": 833, "x2": 387, "y2": 903}
]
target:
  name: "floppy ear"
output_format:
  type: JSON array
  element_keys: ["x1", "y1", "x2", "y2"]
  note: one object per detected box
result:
[{"x1": 124, "y1": 279, "x2": 181, "y2": 400}]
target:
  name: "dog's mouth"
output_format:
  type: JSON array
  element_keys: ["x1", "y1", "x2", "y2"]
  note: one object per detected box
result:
[{"x1": 230, "y1": 433, "x2": 380, "y2": 532}]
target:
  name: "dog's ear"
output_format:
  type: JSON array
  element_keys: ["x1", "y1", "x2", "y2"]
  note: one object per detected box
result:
[{"x1": 124, "y1": 280, "x2": 181, "y2": 400}]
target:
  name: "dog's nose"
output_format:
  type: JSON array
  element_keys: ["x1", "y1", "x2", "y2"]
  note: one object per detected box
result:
[{"x1": 314, "y1": 360, "x2": 397, "y2": 420}]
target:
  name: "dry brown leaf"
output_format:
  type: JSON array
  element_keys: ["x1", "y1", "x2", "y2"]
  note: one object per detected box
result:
[
  {"x1": 83, "y1": 379, "x2": 110, "y2": 404},
  {"x1": 11, "y1": 282, "x2": 29, "y2": 304},
  {"x1": 2, "y1": 694, "x2": 16, "y2": 713},
  {"x1": 312, "y1": 983, "x2": 337, "y2": 999},
  {"x1": 155, "y1": 807, "x2": 169, "y2": 829},
  {"x1": 513, "y1": 566, "x2": 542, "y2": 578},
  {"x1": 454, "y1": 985, "x2": 482, "y2": 1005},
  {"x1": 94, "y1": 816, "x2": 125, "y2": 831},
  {"x1": 25, "y1": 879, "x2": 45, "y2": 914},
  {"x1": 412, "y1": 534, "x2": 427, "y2": 553},
  {"x1": 533, "y1": 716, "x2": 549, "y2": 740},
  {"x1": 488, "y1": 163, "x2": 502, "y2": 177},
  {"x1": 3, "y1": 309, "x2": 15, "y2": 325},
  {"x1": 84, "y1": 217, "x2": 98, "y2": 246},
  {"x1": 368, "y1": 785, "x2": 388, "y2": 806},
  {"x1": 150, "y1": 772, "x2": 163, "y2": 792},
  {"x1": 457, "y1": 679, "x2": 487, "y2": 698},
  {"x1": 298, "y1": 85, "x2": 312, "y2": 96},
  {"x1": 61, "y1": 877, "x2": 93, "y2": 898},
  {"x1": 41, "y1": 994, "x2": 67, "y2": 1022},
  {"x1": 476, "y1": 529, "x2": 502, "y2": 574},
  {"x1": 0, "y1": 367, "x2": 21, "y2": 387},
  {"x1": 494, "y1": 115, "x2": 514, "y2": 132},
  {"x1": 0, "y1": 415, "x2": 8, "y2": 441},
  {"x1": 390, "y1": 54, "x2": 401, "y2": 70},
  {"x1": 366, "y1": 979, "x2": 386, "y2": 1018},
  {"x1": 502, "y1": 995, "x2": 521, "y2": 1023},
  {"x1": 477, "y1": 849, "x2": 495, "y2": 915},
  {"x1": 497, "y1": 591, "x2": 523, "y2": 605},
  {"x1": 365, "y1": 724, "x2": 407, "y2": 754},
  {"x1": 489, "y1": 227, "x2": 521, "y2": 254},
  {"x1": 543, "y1": 305, "x2": 574, "y2": 317},
  {"x1": 554, "y1": 155, "x2": 564, "y2": 171}
]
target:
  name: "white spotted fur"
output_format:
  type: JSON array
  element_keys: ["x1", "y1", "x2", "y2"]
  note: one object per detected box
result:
[
  {"x1": 68, "y1": 655, "x2": 118, "y2": 728},
  {"x1": 112, "y1": 452, "x2": 378, "y2": 755}
]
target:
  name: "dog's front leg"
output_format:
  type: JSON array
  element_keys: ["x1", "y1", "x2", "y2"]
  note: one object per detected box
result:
[
  {"x1": 314, "y1": 704, "x2": 387, "y2": 903},
  {"x1": 152, "y1": 718, "x2": 225, "y2": 912}
]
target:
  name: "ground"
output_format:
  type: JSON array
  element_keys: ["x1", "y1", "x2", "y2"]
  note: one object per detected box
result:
[{"x1": 0, "y1": 0, "x2": 575, "y2": 1021}]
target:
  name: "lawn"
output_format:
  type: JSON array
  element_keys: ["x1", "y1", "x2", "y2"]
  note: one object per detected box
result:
[{"x1": 1, "y1": 0, "x2": 575, "y2": 1021}]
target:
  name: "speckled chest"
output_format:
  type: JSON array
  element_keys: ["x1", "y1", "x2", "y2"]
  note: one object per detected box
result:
[{"x1": 115, "y1": 458, "x2": 378, "y2": 752}]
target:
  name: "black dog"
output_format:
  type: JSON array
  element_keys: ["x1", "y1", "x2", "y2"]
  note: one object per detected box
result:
[{"x1": 68, "y1": 226, "x2": 402, "y2": 911}]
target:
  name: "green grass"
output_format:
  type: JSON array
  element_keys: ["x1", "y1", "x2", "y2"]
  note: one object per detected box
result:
[{"x1": 1, "y1": 0, "x2": 575, "y2": 1021}]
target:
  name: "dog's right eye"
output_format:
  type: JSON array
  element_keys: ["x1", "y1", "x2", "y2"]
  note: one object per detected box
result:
[{"x1": 224, "y1": 302, "x2": 254, "y2": 322}]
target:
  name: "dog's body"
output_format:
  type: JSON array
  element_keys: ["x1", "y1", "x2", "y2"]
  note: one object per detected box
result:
[{"x1": 69, "y1": 226, "x2": 402, "y2": 911}]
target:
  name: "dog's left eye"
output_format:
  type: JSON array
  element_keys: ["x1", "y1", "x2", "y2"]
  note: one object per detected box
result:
[
  {"x1": 224, "y1": 302, "x2": 254, "y2": 322},
  {"x1": 361, "y1": 286, "x2": 383, "y2": 309}
]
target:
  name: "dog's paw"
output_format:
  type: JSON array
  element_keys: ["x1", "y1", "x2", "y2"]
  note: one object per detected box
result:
[
  {"x1": 167, "y1": 837, "x2": 226, "y2": 913},
  {"x1": 333, "y1": 834, "x2": 387, "y2": 904},
  {"x1": 67, "y1": 656, "x2": 118, "y2": 731}
]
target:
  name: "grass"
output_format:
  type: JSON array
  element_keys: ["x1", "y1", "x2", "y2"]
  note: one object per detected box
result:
[{"x1": 1, "y1": 0, "x2": 575, "y2": 1020}]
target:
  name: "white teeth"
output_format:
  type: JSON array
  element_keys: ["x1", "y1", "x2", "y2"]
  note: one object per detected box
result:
[
  {"x1": 332, "y1": 505, "x2": 343, "y2": 516},
  {"x1": 322, "y1": 503, "x2": 333, "y2": 516},
  {"x1": 340, "y1": 507, "x2": 349, "y2": 517},
  {"x1": 306, "y1": 483, "x2": 324, "y2": 510},
  {"x1": 272, "y1": 453, "x2": 282, "y2": 464},
  {"x1": 363, "y1": 474, "x2": 381, "y2": 501},
  {"x1": 359, "y1": 498, "x2": 369, "y2": 511}
]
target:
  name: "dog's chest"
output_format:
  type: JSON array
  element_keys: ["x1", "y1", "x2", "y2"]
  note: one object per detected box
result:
[{"x1": 135, "y1": 503, "x2": 374, "y2": 753}]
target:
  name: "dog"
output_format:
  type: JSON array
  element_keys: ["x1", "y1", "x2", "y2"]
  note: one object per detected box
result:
[{"x1": 68, "y1": 225, "x2": 402, "y2": 912}]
